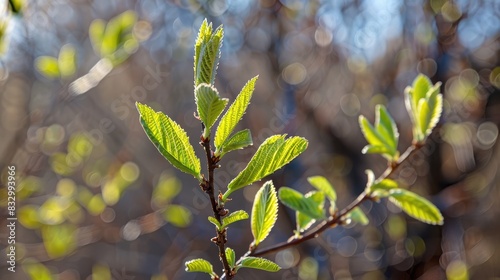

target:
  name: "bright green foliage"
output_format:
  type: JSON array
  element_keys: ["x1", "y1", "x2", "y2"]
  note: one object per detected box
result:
[
  {"x1": 23, "y1": 261, "x2": 53, "y2": 280},
  {"x1": 89, "y1": 10, "x2": 141, "y2": 65},
  {"x1": 41, "y1": 224, "x2": 76, "y2": 258},
  {"x1": 185, "y1": 258, "x2": 216, "y2": 278},
  {"x1": 226, "y1": 247, "x2": 236, "y2": 268},
  {"x1": 223, "y1": 135, "x2": 308, "y2": 200},
  {"x1": 195, "y1": 83, "x2": 229, "y2": 137},
  {"x1": 296, "y1": 191, "x2": 325, "y2": 233},
  {"x1": 35, "y1": 44, "x2": 77, "y2": 79},
  {"x1": 214, "y1": 76, "x2": 258, "y2": 156},
  {"x1": 222, "y1": 210, "x2": 249, "y2": 229},
  {"x1": 368, "y1": 178, "x2": 398, "y2": 197},
  {"x1": 18, "y1": 205, "x2": 42, "y2": 229},
  {"x1": 194, "y1": 19, "x2": 223, "y2": 86},
  {"x1": 388, "y1": 189, "x2": 443, "y2": 225},
  {"x1": 136, "y1": 103, "x2": 201, "y2": 180},
  {"x1": 404, "y1": 74, "x2": 443, "y2": 143},
  {"x1": 218, "y1": 129, "x2": 253, "y2": 157},
  {"x1": 208, "y1": 216, "x2": 221, "y2": 230},
  {"x1": 238, "y1": 257, "x2": 281, "y2": 272},
  {"x1": 307, "y1": 176, "x2": 337, "y2": 208},
  {"x1": 251, "y1": 181, "x2": 278, "y2": 246},
  {"x1": 279, "y1": 187, "x2": 325, "y2": 219},
  {"x1": 348, "y1": 207, "x2": 369, "y2": 225},
  {"x1": 359, "y1": 104, "x2": 399, "y2": 161}
]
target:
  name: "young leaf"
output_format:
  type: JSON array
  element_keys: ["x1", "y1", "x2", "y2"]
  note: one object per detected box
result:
[
  {"x1": 226, "y1": 247, "x2": 236, "y2": 268},
  {"x1": 194, "y1": 19, "x2": 223, "y2": 86},
  {"x1": 404, "y1": 74, "x2": 442, "y2": 143},
  {"x1": 185, "y1": 258, "x2": 215, "y2": 276},
  {"x1": 348, "y1": 206, "x2": 369, "y2": 225},
  {"x1": 222, "y1": 134, "x2": 308, "y2": 200},
  {"x1": 218, "y1": 129, "x2": 253, "y2": 157},
  {"x1": 359, "y1": 105, "x2": 399, "y2": 161},
  {"x1": 221, "y1": 210, "x2": 249, "y2": 229},
  {"x1": 388, "y1": 188, "x2": 443, "y2": 225},
  {"x1": 369, "y1": 178, "x2": 398, "y2": 198},
  {"x1": 238, "y1": 257, "x2": 281, "y2": 272},
  {"x1": 307, "y1": 176, "x2": 337, "y2": 204},
  {"x1": 279, "y1": 187, "x2": 325, "y2": 219},
  {"x1": 195, "y1": 83, "x2": 228, "y2": 135},
  {"x1": 136, "y1": 103, "x2": 201, "y2": 180},
  {"x1": 296, "y1": 191, "x2": 325, "y2": 233},
  {"x1": 251, "y1": 181, "x2": 278, "y2": 246},
  {"x1": 214, "y1": 76, "x2": 258, "y2": 154},
  {"x1": 207, "y1": 216, "x2": 221, "y2": 230}
]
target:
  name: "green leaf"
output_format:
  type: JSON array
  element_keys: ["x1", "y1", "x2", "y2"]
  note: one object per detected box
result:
[
  {"x1": 226, "y1": 247, "x2": 236, "y2": 268},
  {"x1": 221, "y1": 210, "x2": 249, "y2": 229},
  {"x1": 136, "y1": 103, "x2": 201, "y2": 180},
  {"x1": 251, "y1": 181, "x2": 278, "y2": 246},
  {"x1": 195, "y1": 83, "x2": 229, "y2": 135},
  {"x1": 348, "y1": 206, "x2": 369, "y2": 225},
  {"x1": 369, "y1": 178, "x2": 398, "y2": 197},
  {"x1": 41, "y1": 224, "x2": 76, "y2": 258},
  {"x1": 218, "y1": 129, "x2": 253, "y2": 157},
  {"x1": 215, "y1": 76, "x2": 258, "y2": 153},
  {"x1": 194, "y1": 19, "x2": 223, "y2": 86},
  {"x1": 208, "y1": 216, "x2": 221, "y2": 230},
  {"x1": 388, "y1": 188, "x2": 443, "y2": 225},
  {"x1": 58, "y1": 44, "x2": 77, "y2": 78},
  {"x1": 358, "y1": 105, "x2": 399, "y2": 161},
  {"x1": 279, "y1": 187, "x2": 325, "y2": 219},
  {"x1": 222, "y1": 134, "x2": 308, "y2": 200},
  {"x1": 35, "y1": 56, "x2": 60, "y2": 79},
  {"x1": 185, "y1": 258, "x2": 215, "y2": 276},
  {"x1": 307, "y1": 176, "x2": 336, "y2": 204},
  {"x1": 238, "y1": 257, "x2": 281, "y2": 272},
  {"x1": 296, "y1": 191, "x2": 325, "y2": 233}
]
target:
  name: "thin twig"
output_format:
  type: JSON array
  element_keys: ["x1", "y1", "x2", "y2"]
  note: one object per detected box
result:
[
  {"x1": 201, "y1": 139, "x2": 233, "y2": 279},
  {"x1": 247, "y1": 144, "x2": 420, "y2": 257}
]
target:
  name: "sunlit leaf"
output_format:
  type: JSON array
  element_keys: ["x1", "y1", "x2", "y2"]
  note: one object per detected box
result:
[
  {"x1": 251, "y1": 181, "x2": 278, "y2": 246},
  {"x1": 207, "y1": 216, "x2": 221, "y2": 230},
  {"x1": 296, "y1": 191, "x2": 325, "y2": 233},
  {"x1": 388, "y1": 188, "x2": 443, "y2": 225},
  {"x1": 226, "y1": 247, "x2": 236, "y2": 268},
  {"x1": 279, "y1": 187, "x2": 325, "y2": 219},
  {"x1": 238, "y1": 257, "x2": 281, "y2": 272},
  {"x1": 222, "y1": 210, "x2": 249, "y2": 229},
  {"x1": 185, "y1": 258, "x2": 215, "y2": 276},
  {"x1": 307, "y1": 176, "x2": 336, "y2": 204},
  {"x1": 348, "y1": 206, "x2": 369, "y2": 225},
  {"x1": 136, "y1": 103, "x2": 201, "y2": 180},
  {"x1": 194, "y1": 19, "x2": 223, "y2": 86},
  {"x1": 359, "y1": 105, "x2": 399, "y2": 161},
  {"x1": 195, "y1": 83, "x2": 228, "y2": 135},
  {"x1": 223, "y1": 134, "x2": 308, "y2": 200},
  {"x1": 215, "y1": 76, "x2": 258, "y2": 154},
  {"x1": 369, "y1": 178, "x2": 398, "y2": 198},
  {"x1": 218, "y1": 129, "x2": 253, "y2": 157}
]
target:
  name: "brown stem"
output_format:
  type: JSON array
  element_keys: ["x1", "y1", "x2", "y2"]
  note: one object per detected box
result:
[
  {"x1": 201, "y1": 139, "x2": 233, "y2": 279},
  {"x1": 248, "y1": 144, "x2": 420, "y2": 257}
]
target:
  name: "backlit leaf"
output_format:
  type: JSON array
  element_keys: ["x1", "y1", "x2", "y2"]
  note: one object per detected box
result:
[
  {"x1": 185, "y1": 258, "x2": 214, "y2": 276},
  {"x1": 194, "y1": 19, "x2": 223, "y2": 86},
  {"x1": 222, "y1": 210, "x2": 249, "y2": 229},
  {"x1": 251, "y1": 181, "x2": 278, "y2": 246},
  {"x1": 218, "y1": 129, "x2": 253, "y2": 157},
  {"x1": 279, "y1": 187, "x2": 325, "y2": 219},
  {"x1": 307, "y1": 176, "x2": 336, "y2": 204},
  {"x1": 222, "y1": 134, "x2": 307, "y2": 200},
  {"x1": 296, "y1": 191, "x2": 325, "y2": 232},
  {"x1": 388, "y1": 188, "x2": 443, "y2": 225},
  {"x1": 348, "y1": 206, "x2": 369, "y2": 225},
  {"x1": 226, "y1": 247, "x2": 236, "y2": 268},
  {"x1": 208, "y1": 216, "x2": 221, "y2": 230},
  {"x1": 136, "y1": 103, "x2": 201, "y2": 180},
  {"x1": 215, "y1": 76, "x2": 258, "y2": 153},
  {"x1": 195, "y1": 83, "x2": 228, "y2": 135},
  {"x1": 238, "y1": 257, "x2": 281, "y2": 272}
]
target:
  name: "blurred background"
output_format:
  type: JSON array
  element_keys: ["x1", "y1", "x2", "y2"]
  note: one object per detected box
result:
[{"x1": 0, "y1": 0, "x2": 499, "y2": 279}]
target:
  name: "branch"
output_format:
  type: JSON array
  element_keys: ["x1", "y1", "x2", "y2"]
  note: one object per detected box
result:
[
  {"x1": 248, "y1": 144, "x2": 420, "y2": 257},
  {"x1": 201, "y1": 138, "x2": 233, "y2": 279}
]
